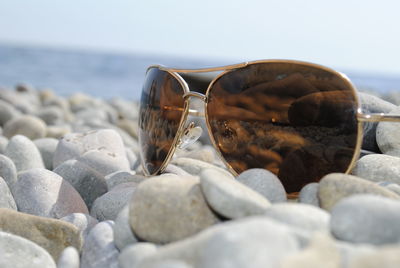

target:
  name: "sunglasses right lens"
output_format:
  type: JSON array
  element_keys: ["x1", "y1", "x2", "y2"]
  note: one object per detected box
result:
[
  {"x1": 206, "y1": 62, "x2": 359, "y2": 193},
  {"x1": 138, "y1": 68, "x2": 186, "y2": 175}
]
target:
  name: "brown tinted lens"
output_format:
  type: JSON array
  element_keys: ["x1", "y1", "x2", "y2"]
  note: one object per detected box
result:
[
  {"x1": 139, "y1": 68, "x2": 185, "y2": 175},
  {"x1": 206, "y1": 62, "x2": 359, "y2": 193}
]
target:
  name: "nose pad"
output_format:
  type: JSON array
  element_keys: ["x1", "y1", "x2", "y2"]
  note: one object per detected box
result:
[{"x1": 178, "y1": 122, "x2": 203, "y2": 149}]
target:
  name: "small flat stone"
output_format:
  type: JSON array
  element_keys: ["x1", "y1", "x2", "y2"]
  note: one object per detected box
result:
[
  {"x1": 299, "y1": 183, "x2": 320, "y2": 206},
  {"x1": 57, "y1": 246, "x2": 80, "y2": 268},
  {"x1": 13, "y1": 168, "x2": 88, "y2": 218},
  {"x1": 236, "y1": 168, "x2": 287, "y2": 203},
  {"x1": 34, "y1": 137, "x2": 59, "y2": 170},
  {"x1": 53, "y1": 159, "x2": 108, "y2": 209},
  {"x1": 60, "y1": 213, "x2": 98, "y2": 240},
  {"x1": 0, "y1": 176, "x2": 17, "y2": 210},
  {"x1": 105, "y1": 170, "x2": 144, "y2": 190},
  {"x1": 0, "y1": 231, "x2": 56, "y2": 268},
  {"x1": 318, "y1": 173, "x2": 400, "y2": 210},
  {"x1": 3, "y1": 115, "x2": 47, "y2": 139},
  {"x1": 0, "y1": 208, "x2": 82, "y2": 261},
  {"x1": 0, "y1": 154, "x2": 17, "y2": 190},
  {"x1": 81, "y1": 221, "x2": 119, "y2": 268},
  {"x1": 129, "y1": 174, "x2": 219, "y2": 243},
  {"x1": 113, "y1": 205, "x2": 138, "y2": 251},
  {"x1": 331, "y1": 194, "x2": 400, "y2": 245},
  {"x1": 118, "y1": 243, "x2": 158, "y2": 268},
  {"x1": 352, "y1": 154, "x2": 400, "y2": 185},
  {"x1": 4, "y1": 134, "x2": 45, "y2": 171},
  {"x1": 91, "y1": 182, "x2": 136, "y2": 221},
  {"x1": 200, "y1": 168, "x2": 270, "y2": 219}
]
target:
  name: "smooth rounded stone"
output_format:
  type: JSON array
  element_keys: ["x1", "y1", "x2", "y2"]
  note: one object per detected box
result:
[
  {"x1": 52, "y1": 129, "x2": 129, "y2": 171},
  {"x1": 77, "y1": 149, "x2": 130, "y2": 176},
  {"x1": 57, "y1": 246, "x2": 80, "y2": 268},
  {"x1": 0, "y1": 99, "x2": 21, "y2": 126},
  {"x1": 137, "y1": 217, "x2": 299, "y2": 268},
  {"x1": 36, "y1": 106, "x2": 65, "y2": 125},
  {"x1": 0, "y1": 88, "x2": 37, "y2": 114},
  {"x1": 75, "y1": 108, "x2": 110, "y2": 123},
  {"x1": 170, "y1": 157, "x2": 232, "y2": 177},
  {"x1": 0, "y1": 135, "x2": 8, "y2": 153},
  {"x1": 0, "y1": 154, "x2": 17, "y2": 190},
  {"x1": 3, "y1": 115, "x2": 47, "y2": 139},
  {"x1": 349, "y1": 246, "x2": 400, "y2": 268},
  {"x1": 164, "y1": 164, "x2": 196, "y2": 178},
  {"x1": 117, "y1": 118, "x2": 138, "y2": 139},
  {"x1": 264, "y1": 203, "x2": 330, "y2": 232},
  {"x1": 60, "y1": 213, "x2": 98, "y2": 240},
  {"x1": 129, "y1": 174, "x2": 219, "y2": 244},
  {"x1": 236, "y1": 168, "x2": 287, "y2": 203},
  {"x1": 376, "y1": 108, "x2": 400, "y2": 156},
  {"x1": 0, "y1": 208, "x2": 82, "y2": 261},
  {"x1": 318, "y1": 173, "x2": 400, "y2": 211},
  {"x1": 91, "y1": 182, "x2": 136, "y2": 221},
  {"x1": 299, "y1": 183, "x2": 320, "y2": 206},
  {"x1": 178, "y1": 145, "x2": 216, "y2": 164},
  {"x1": 200, "y1": 168, "x2": 270, "y2": 219},
  {"x1": 46, "y1": 125, "x2": 71, "y2": 139},
  {"x1": 0, "y1": 176, "x2": 17, "y2": 210},
  {"x1": 14, "y1": 168, "x2": 88, "y2": 218},
  {"x1": 113, "y1": 205, "x2": 138, "y2": 251},
  {"x1": 352, "y1": 154, "x2": 400, "y2": 185},
  {"x1": 4, "y1": 135, "x2": 45, "y2": 171},
  {"x1": 378, "y1": 181, "x2": 400, "y2": 196},
  {"x1": 119, "y1": 243, "x2": 158, "y2": 268},
  {"x1": 331, "y1": 194, "x2": 400, "y2": 245},
  {"x1": 125, "y1": 147, "x2": 140, "y2": 170},
  {"x1": 105, "y1": 170, "x2": 144, "y2": 190},
  {"x1": 81, "y1": 221, "x2": 119, "y2": 268},
  {"x1": 53, "y1": 159, "x2": 108, "y2": 209},
  {"x1": 34, "y1": 137, "x2": 59, "y2": 170},
  {"x1": 108, "y1": 97, "x2": 139, "y2": 121},
  {"x1": 0, "y1": 231, "x2": 56, "y2": 268}
]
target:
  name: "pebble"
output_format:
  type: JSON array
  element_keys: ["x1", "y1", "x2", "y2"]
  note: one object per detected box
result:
[
  {"x1": 352, "y1": 154, "x2": 400, "y2": 184},
  {"x1": 46, "y1": 124, "x2": 71, "y2": 139},
  {"x1": 57, "y1": 246, "x2": 80, "y2": 268},
  {"x1": 330, "y1": 194, "x2": 400, "y2": 245},
  {"x1": 298, "y1": 182, "x2": 320, "y2": 206},
  {"x1": 81, "y1": 221, "x2": 119, "y2": 268},
  {"x1": 136, "y1": 217, "x2": 299, "y2": 268},
  {"x1": 119, "y1": 243, "x2": 158, "y2": 268},
  {"x1": 0, "y1": 154, "x2": 17, "y2": 190},
  {"x1": 178, "y1": 145, "x2": 216, "y2": 163},
  {"x1": 60, "y1": 213, "x2": 99, "y2": 240},
  {"x1": 164, "y1": 164, "x2": 197, "y2": 178},
  {"x1": 376, "y1": 108, "x2": 400, "y2": 157},
  {"x1": 36, "y1": 106, "x2": 65, "y2": 125},
  {"x1": 0, "y1": 231, "x2": 56, "y2": 268},
  {"x1": 0, "y1": 99, "x2": 20, "y2": 126},
  {"x1": 3, "y1": 115, "x2": 47, "y2": 139},
  {"x1": 53, "y1": 159, "x2": 108, "y2": 209},
  {"x1": 264, "y1": 203, "x2": 330, "y2": 232},
  {"x1": 125, "y1": 147, "x2": 140, "y2": 169},
  {"x1": 117, "y1": 118, "x2": 138, "y2": 139},
  {"x1": 378, "y1": 181, "x2": 400, "y2": 196},
  {"x1": 105, "y1": 170, "x2": 144, "y2": 190},
  {"x1": 13, "y1": 168, "x2": 89, "y2": 218},
  {"x1": 318, "y1": 173, "x2": 400, "y2": 210},
  {"x1": 0, "y1": 135, "x2": 8, "y2": 153},
  {"x1": 0, "y1": 208, "x2": 82, "y2": 261},
  {"x1": 236, "y1": 168, "x2": 287, "y2": 203},
  {"x1": 34, "y1": 137, "x2": 59, "y2": 170},
  {"x1": 113, "y1": 205, "x2": 138, "y2": 250},
  {"x1": 4, "y1": 134, "x2": 45, "y2": 171},
  {"x1": 90, "y1": 182, "x2": 136, "y2": 221},
  {"x1": 0, "y1": 176, "x2": 17, "y2": 210},
  {"x1": 171, "y1": 157, "x2": 232, "y2": 177},
  {"x1": 129, "y1": 174, "x2": 219, "y2": 244},
  {"x1": 349, "y1": 245, "x2": 400, "y2": 268},
  {"x1": 200, "y1": 168, "x2": 270, "y2": 219}
]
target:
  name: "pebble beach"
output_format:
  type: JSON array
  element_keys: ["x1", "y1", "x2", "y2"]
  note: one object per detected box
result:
[{"x1": 1, "y1": 84, "x2": 400, "y2": 268}]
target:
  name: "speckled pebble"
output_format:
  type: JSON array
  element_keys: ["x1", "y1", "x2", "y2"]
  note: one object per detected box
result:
[{"x1": 353, "y1": 154, "x2": 400, "y2": 185}]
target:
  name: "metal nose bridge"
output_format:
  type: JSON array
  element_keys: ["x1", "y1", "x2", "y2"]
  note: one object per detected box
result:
[{"x1": 183, "y1": 92, "x2": 206, "y2": 117}]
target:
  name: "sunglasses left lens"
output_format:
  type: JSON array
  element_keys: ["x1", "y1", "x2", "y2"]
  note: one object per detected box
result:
[{"x1": 139, "y1": 68, "x2": 186, "y2": 175}]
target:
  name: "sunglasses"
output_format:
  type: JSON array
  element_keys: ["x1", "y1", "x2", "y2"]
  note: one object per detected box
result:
[{"x1": 138, "y1": 59, "x2": 400, "y2": 194}]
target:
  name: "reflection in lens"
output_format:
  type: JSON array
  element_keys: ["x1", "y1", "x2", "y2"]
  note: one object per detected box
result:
[
  {"x1": 206, "y1": 62, "x2": 358, "y2": 193},
  {"x1": 139, "y1": 68, "x2": 185, "y2": 175}
]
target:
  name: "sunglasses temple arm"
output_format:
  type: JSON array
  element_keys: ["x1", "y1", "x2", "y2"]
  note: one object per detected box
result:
[{"x1": 357, "y1": 112, "x2": 400, "y2": 122}]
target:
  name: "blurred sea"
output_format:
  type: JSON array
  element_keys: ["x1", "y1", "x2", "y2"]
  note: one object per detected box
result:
[{"x1": 0, "y1": 43, "x2": 399, "y2": 100}]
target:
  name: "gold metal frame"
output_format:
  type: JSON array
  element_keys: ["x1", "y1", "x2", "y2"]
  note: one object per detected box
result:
[{"x1": 141, "y1": 59, "x2": 400, "y2": 178}]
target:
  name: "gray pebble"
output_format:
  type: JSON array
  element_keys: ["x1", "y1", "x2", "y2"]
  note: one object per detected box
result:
[
  {"x1": 200, "y1": 168, "x2": 270, "y2": 219},
  {"x1": 13, "y1": 168, "x2": 88, "y2": 218},
  {"x1": 129, "y1": 174, "x2": 219, "y2": 243},
  {"x1": 331, "y1": 194, "x2": 400, "y2": 245},
  {"x1": 91, "y1": 182, "x2": 136, "y2": 221},
  {"x1": 236, "y1": 168, "x2": 287, "y2": 203},
  {"x1": 0, "y1": 176, "x2": 17, "y2": 210},
  {"x1": 34, "y1": 137, "x2": 59, "y2": 170},
  {"x1": 3, "y1": 115, "x2": 47, "y2": 139},
  {"x1": 4, "y1": 135, "x2": 45, "y2": 172},
  {"x1": 0, "y1": 154, "x2": 17, "y2": 191},
  {"x1": 299, "y1": 183, "x2": 320, "y2": 206},
  {"x1": 77, "y1": 149, "x2": 130, "y2": 176},
  {"x1": 0, "y1": 231, "x2": 56, "y2": 268},
  {"x1": 113, "y1": 205, "x2": 138, "y2": 250},
  {"x1": 0, "y1": 135, "x2": 8, "y2": 153},
  {"x1": 57, "y1": 246, "x2": 80, "y2": 268},
  {"x1": 36, "y1": 106, "x2": 65, "y2": 125},
  {"x1": 0, "y1": 99, "x2": 21, "y2": 126},
  {"x1": 105, "y1": 170, "x2": 144, "y2": 190},
  {"x1": 318, "y1": 173, "x2": 400, "y2": 211},
  {"x1": 81, "y1": 221, "x2": 119, "y2": 268},
  {"x1": 60, "y1": 213, "x2": 99, "y2": 240},
  {"x1": 54, "y1": 159, "x2": 108, "y2": 209},
  {"x1": 376, "y1": 107, "x2": 400, "y2": 156},
  {"x1": 353, "y1": 154, "x2": 400, "y2": 184},
  {"x1": 119, "y1": 242, "x2": 158, "y2": 268}
]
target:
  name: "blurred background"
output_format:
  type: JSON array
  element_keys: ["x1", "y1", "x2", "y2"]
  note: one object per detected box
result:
[{"x1": 0, "y1": 0, "x2": 400, "y2": 100}]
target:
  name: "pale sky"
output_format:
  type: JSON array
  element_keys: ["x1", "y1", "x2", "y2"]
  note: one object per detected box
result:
[{"x1": 1, "y1": 0, "x2": 400, "y2": 75}]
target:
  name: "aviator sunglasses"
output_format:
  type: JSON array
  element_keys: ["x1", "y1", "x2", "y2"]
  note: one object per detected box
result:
[{"x1": 138, "y1": 60, "x2": 400, "y2": 194}]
